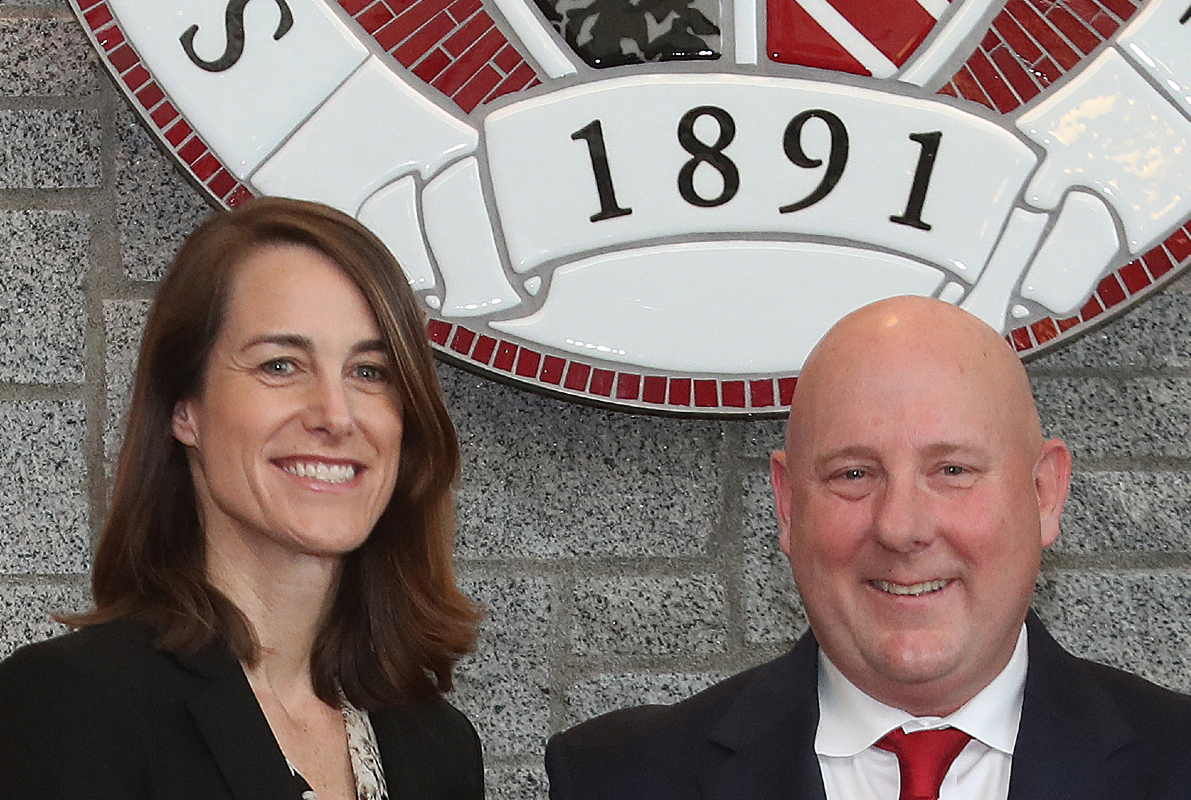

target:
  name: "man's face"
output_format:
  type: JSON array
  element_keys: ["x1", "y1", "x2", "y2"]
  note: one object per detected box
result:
[{"x1": 771, "y1": 301, "x2": 1070, "y2": 716}]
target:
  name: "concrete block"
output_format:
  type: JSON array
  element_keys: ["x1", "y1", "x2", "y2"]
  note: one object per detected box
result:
[
  {"x1": 1058, "y1": 471, "x2": 1191, "y2": 554},
  {"x1": 742, "y1": 471, "x2": 806, "y2": 644},
  {"x1": 0, "y1": 210, "x2": 88, "y2": 384},
  {"x1": 103, "y1": 299, "x2": 150, "y2": 473},
  {"x1": 0, "y1": 579, "x2": 91, "y2": 660},
  {"x1": 0, "y1": 401, "x2": 89, "y2": 575},
  {"x1": 0, "y1": 18, "x2": 100, "y2": 97},
  {"x1": 563, "y1": 671, "x2": 729, "y2": 728},
  {"x1": 1034, "y1": 376, "x2": 1191, "y2": 460},
  {"x1": 741, "y1": 417, "x2": 786, "y2": 460},
  {"x1": 453, "y1": 575, "x2": 551, "y2": 757},
  {"x1": 1034, "y1": 570, "x2": 1191, "y2": 694},
  {"x1": 0, "y1": 108, "x2": 100, "y2": 188},
  {"x1": 484, "y1": 766, "x2": 546, "y2": 800},
  {"x1": 115, "y1": 108, "x2": 211, "y2": 281},
  {"x1": 442, "y1": 367, "x2": 724, "y2": 559},
  {"x1": 571, "y1": 575, "x2": 727, "y2": 656}
]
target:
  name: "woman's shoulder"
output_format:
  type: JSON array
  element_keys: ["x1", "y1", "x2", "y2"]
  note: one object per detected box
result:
[
  {"x1": 371, "y1": 693, "x2": 479, "y2": 747},
  {"x1": 0, "y1": 617, "x2": 160, "y2": 691},
  {"x1": 0, "y1": 619, "x2": 163, "y2": 796},
  {"x1": 370, "y1": 694, "x2": 484, "y2": 797}
]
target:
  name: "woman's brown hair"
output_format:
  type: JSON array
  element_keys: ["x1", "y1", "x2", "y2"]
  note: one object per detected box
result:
[{"x1": 84, "y1": 196, "x2": 479, "y2": 707}]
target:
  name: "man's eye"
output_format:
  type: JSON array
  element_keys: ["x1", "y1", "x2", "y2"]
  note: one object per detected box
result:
[
  {"x1": 842, "y1": 468, "x2": 867, "y2": 480},
  {"x1": 262, "y1": 359, "x2": 295, "y2": 375},
  {"x1": 942, "y1": 465, "x2": 966, "y2": 476}
]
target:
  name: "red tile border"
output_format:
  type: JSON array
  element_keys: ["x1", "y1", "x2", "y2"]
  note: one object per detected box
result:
[
  {"x1": 564, "y1": 363, "x2": 591, "y2": 392},
  {"x1": 427, "y1": 319, "x2": 452, "y2": 345},
  {"x1": 472, "y1": 335, "x2": 497, "y2": 364},
  {"x1": 722, "y1": 381, "x2": 746, "y2": 408},
  {"x1": 616, "y1": 373, "x2": 641, "y2": 401},
  {"x1": 778, "y1": 378, "x2": 798, "y2": 406},
  {"x1": 450, "y1": 327, "x2": 476, "y2": 354},
  {"x1": 669, "y1": 379, "x2": 692, "y2": 406},
  {"x1": 642, "y1": 376, "x2": 667, "y2": 404},
  {"x1": 1119, "y1": 259, "x2": 1150, "y2": 294},
  {"x1": 1010, "y1": 327, "x2": 1033, "y2": 351},
  {"x1": 540, "y1": 355, "x2": 566, "y2": 384},
  {"x1": 590, "y1": 369, "x2": 615, "y2": 396}
]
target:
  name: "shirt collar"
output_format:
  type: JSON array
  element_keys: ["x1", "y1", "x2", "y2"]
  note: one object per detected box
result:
[{"x1": 815, "y1": 623, "x2": 1027, "y2": 757}]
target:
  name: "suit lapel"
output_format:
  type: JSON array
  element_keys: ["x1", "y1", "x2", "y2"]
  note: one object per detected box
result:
[
  {"x1": 176, "y1": 644, "x2": 301, "y2": 800},
  {"x1": 699, "y1": 632, "x2": 828, "y2": 800},
  {"x1": 1008, "y1": 614, "x2": 1138, "y2": 800}
]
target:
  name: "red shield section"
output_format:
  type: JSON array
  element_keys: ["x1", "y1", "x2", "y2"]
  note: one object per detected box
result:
[{"x1": 768, "y1": 0, "x2": 949, "y2": 74}]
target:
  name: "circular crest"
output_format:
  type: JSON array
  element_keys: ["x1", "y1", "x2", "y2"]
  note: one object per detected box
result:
[{"x1": 72, "y1": 0, "x2": 1191, "y2": 414}]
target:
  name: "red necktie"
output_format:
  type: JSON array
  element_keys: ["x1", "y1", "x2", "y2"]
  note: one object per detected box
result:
[{"x1": 875, "y1": 727, "x2": 972, "y2": 800}]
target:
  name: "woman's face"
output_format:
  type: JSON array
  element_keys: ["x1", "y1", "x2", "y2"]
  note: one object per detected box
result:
[{"x1": 171, "y1": 243, "x2": 404, "y2": 565}]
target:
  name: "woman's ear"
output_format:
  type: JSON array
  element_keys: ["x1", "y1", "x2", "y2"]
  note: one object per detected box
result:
[{"x1": 172, "y1": 399, "x2": 199, "y2": 447}]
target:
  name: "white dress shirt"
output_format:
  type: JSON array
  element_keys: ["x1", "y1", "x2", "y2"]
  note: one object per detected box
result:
[{"x1": 815, "y1": 624, "x2": 1028, "y2": 800}]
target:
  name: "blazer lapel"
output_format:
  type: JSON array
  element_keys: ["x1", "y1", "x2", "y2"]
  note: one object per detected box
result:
[
  {"x1": 699, "y1": 632, "x2": 828, "y2": 800},
  {"x1": 176, "y1": 644, "x2": 300, "y2": 800},
  {"x1": 1008, "y1": 614, "x2": 1138, "y2": 800}
]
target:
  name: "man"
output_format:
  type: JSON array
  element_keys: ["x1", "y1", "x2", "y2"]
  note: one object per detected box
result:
[{"x1": 546, "y1": 296, "x2": 1191, "y2": 800}]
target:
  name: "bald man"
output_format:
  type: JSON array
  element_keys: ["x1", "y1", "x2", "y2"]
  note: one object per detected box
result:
[{"x1": 546, "y1": 297, "x2": 1191, "y2": 800}]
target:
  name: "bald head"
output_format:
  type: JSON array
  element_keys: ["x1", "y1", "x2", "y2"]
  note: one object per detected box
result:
[
  {"x1": 770, "y1": 295, "x2": 1071, "y2": 716},
  {"x1": 789, "y1": 296, "x2": 1043, "y2": 458}
]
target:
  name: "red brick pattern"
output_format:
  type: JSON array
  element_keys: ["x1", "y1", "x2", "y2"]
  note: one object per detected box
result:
[
  {"x1": 938, "y1": 0, "x2": 1140, "y2": 111},
  {"x1": 78, "y1": 0, "x2": 254, "y2": 207},
  {"x1": 339, "y1": 0, "x2": 541, "y2": 113}
]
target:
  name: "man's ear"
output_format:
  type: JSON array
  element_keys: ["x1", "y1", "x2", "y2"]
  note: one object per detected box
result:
[
  {"x1": 172, "y1": 399, "x2": 199, "y2": 447},
  {"x1": 1034, "y1": 437, "x2": 1072, "y2": 550},
  {"x1": 771, "y1": 450, "x2": 794, "y2": 558}
]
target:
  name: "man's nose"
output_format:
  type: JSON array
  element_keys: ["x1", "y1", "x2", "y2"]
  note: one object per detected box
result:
[{"x1": 871, "y1": 474, "x2": 933, "y2": 553}]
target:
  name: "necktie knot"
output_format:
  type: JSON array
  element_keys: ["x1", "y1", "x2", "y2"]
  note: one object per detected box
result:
[{"x1": 875, "y1": 726, "x2": 972, "y2": 800}]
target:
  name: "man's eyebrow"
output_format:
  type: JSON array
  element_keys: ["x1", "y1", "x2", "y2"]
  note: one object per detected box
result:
[
  {"x1": 813, "y1": 442, "x2": 987, "y2": 464},
  {"x1": 920, "y1": 441, "x2": 986, "y2": 459},
  {"x1": 815, "y1": 445, "x2": 878, "y2": 464}
]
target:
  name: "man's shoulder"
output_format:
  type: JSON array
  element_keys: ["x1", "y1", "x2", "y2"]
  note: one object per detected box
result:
[
  {"x1": 1070, "y1": 652, "x2": 1191, "y2": 729},
  {"x1": 550, "y1": 663, "x2": 772, "y2": 751},
  {"x1": 549, "y1": 639, "x2": 816, "y2": 756},
  {"x1": 1019, "y1": 617, "x2": 1191, "y2": 797},
  {"x1": 1027, "y1": 615, "x2": 1191, "y2": 729},
  {"x1": 545, "y1": 643, "x2": 820, "y2": 799}
]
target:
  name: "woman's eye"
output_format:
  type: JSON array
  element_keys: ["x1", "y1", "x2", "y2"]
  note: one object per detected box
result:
[
  {"x1": 842, "y1": 468, "x2": 867, "y2": 480},
  {"x1": 354, "y1": 363, "x2": 390, "y2": 382},
  {"x1": 261, "y1": 359, "x2": 295, "y2": 376}
]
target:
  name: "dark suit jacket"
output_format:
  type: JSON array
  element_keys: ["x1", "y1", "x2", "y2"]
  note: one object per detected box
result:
[
  {"x1": 0, "y1": 618, "x2": 483, "y2": 799},
  {"x1": 546, "y1": 614, "x2": 1191, "y2": 799}
]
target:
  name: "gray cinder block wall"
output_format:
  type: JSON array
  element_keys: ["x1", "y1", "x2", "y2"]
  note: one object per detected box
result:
[{"x1": 2, "y1": 5, "x2": 1190, "y2": 799}]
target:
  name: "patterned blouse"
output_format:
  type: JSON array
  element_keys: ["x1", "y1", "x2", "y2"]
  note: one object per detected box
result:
[{"x1": 287, "y1": 703, "x2": 388, "y2": 800}]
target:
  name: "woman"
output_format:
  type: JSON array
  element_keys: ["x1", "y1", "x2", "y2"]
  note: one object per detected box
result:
[{"x1": 0, "y1": 197, "x2": 483, "y2": 799}]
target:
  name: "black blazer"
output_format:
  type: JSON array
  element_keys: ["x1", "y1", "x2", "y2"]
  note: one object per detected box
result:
[
  {"x1": 546, "y1": 614, "x2": 1191, "y2": 799},
  {"x1": 0, "y1": 618, "x2": 483, "y2": 800}
]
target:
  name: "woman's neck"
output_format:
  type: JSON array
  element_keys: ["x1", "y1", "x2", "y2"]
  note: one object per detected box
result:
[{"x1": 206, "y1": 534, "x2": 341, "y2": 693}]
